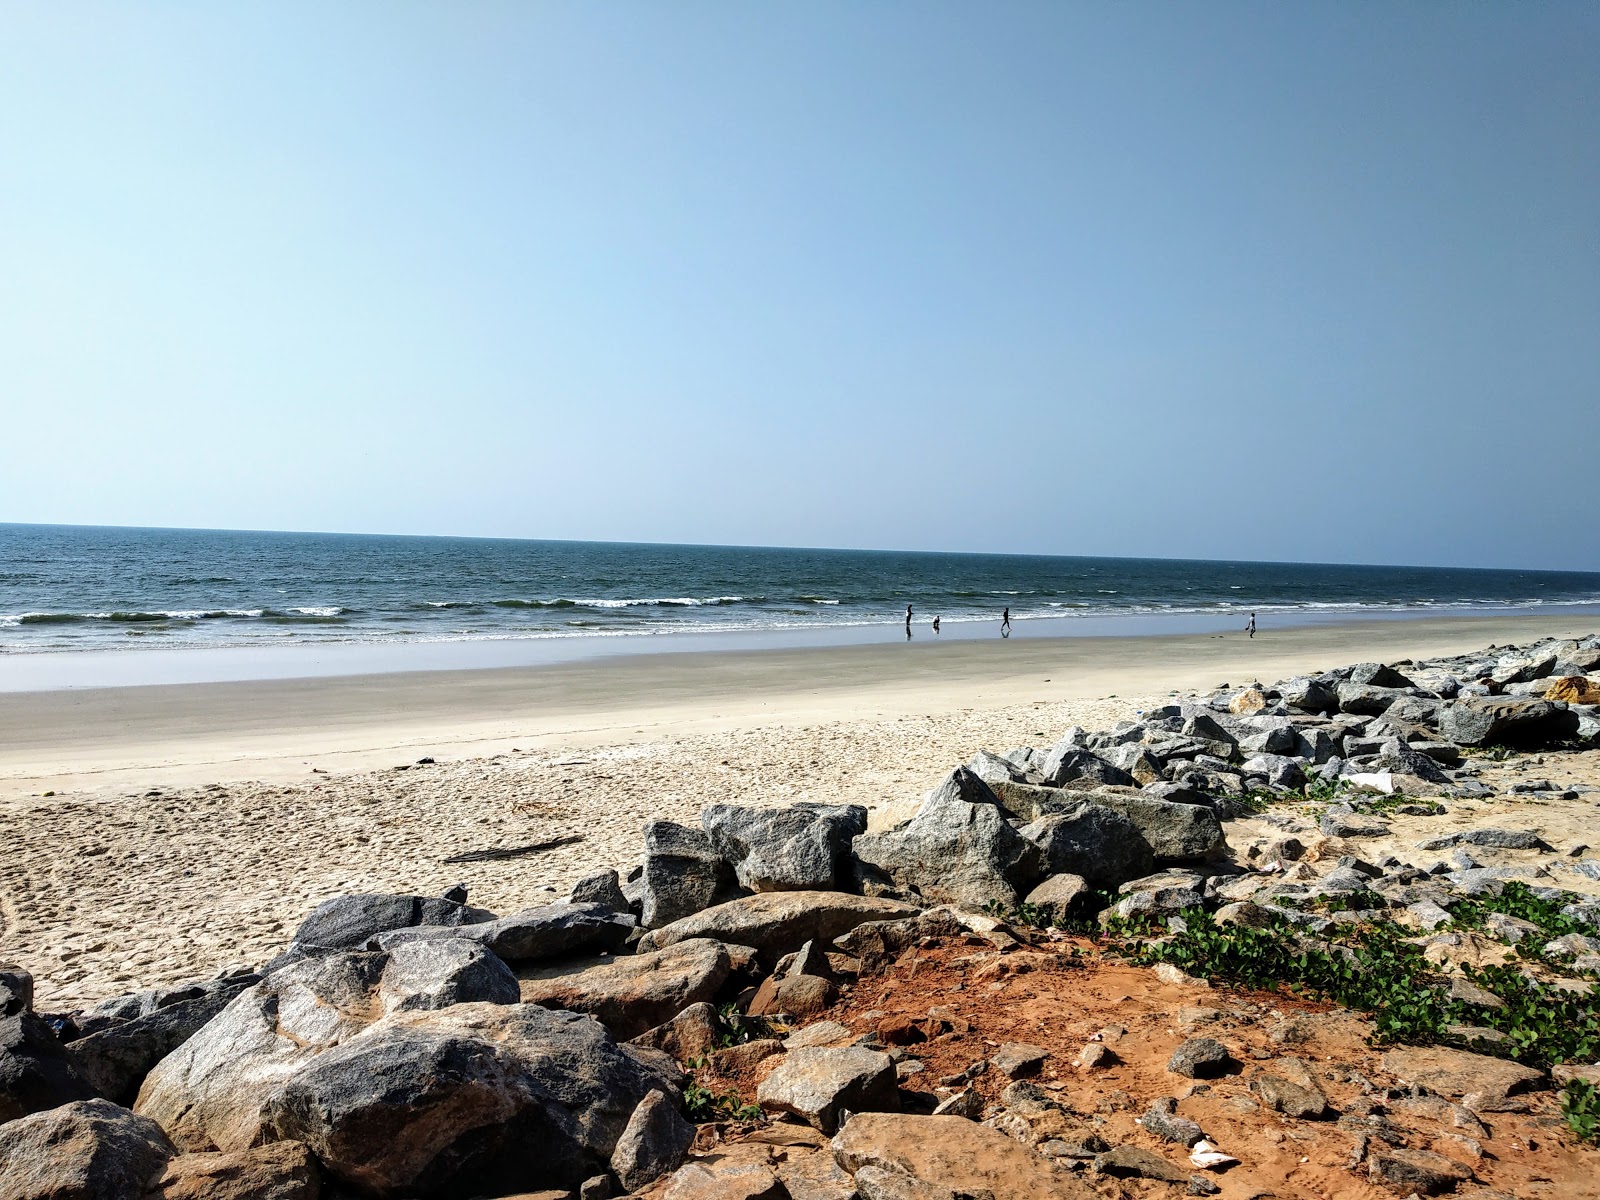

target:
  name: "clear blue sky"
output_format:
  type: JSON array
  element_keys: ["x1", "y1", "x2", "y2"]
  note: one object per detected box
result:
[{"x1": 2, "y1": 3, "x2": 1595, "y2": 570}]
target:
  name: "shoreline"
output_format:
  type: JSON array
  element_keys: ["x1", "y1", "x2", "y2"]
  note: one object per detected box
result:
[{"x1": 1, "y1": 611, "x2": 1594, "y2": 802}]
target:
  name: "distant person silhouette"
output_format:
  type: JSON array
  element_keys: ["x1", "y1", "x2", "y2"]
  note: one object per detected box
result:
[
  {"x1": 1247, "y1": 612, "x2": 1257, "y2": 639},
  {"x1": 1001, "y1": 607, "x2": 1011, "y2": 638},
  {"x1": 932, "y1": 616, "x2": 941, "y2": 634},
  {"x1": 906, "y1": 604, "x2": 913, "y2": 639}
]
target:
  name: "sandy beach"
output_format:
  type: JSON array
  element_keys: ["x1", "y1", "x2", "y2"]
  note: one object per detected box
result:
[{"x1": 3, "y1": 610, "x2": 1598, "y2": 1011}]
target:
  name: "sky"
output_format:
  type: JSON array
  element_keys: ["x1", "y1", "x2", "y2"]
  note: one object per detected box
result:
[{"x1": 1, "y1": 3, "x2": 1596, "y2": 571}]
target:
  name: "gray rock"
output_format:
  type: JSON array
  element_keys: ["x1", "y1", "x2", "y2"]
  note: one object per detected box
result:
[
  {"x1": 572, "y1": 869, "x2": 630, "y2": 913},
  {"x1": 965, "y1": 749, "x2": 1030, "y2": 789},
  {"x1": 520, "y1": 938, "x2": 734, "y2": 1041},
  {"x1": 1280, "y1": 677, "x2": 1336, "y2": 713},
  {"x1": 1252, "y1": 1058, "x2": 1331, "y2": 1118},
  {"x1": 1241, "y1": 754, "x2": 1305, "y2": 789},
  {"x1": 376, "y1": 902, "x2": 636, "y2": 963},
  {"x1": 1142, "y1": 1096, "x2": 1204, "y2": 1145},
  {"x1": 1021, "y1": 804, "x2": 1154, "y2": 890},
  {"x1": 1367, "y1": 1147, "x2": 1472, "y2": 1194},
  {"x1": 1349, "y1": 663, "x2": 1415, "y2": 689},
  {"x1": 832, "y1": 908, "x2": 973, "y2": 975},
  {"x1": 1334, "y1": 683, "x2": 1405, "y2": 716},
  {"x1": 991, "y1": 1043, "x2": 1049, "y2": 1078},
  {"x1": 702, "y1": 802, "x2": 867, "y2": 892},
  {"x1": 1094, "y1": 1144, "x2": 1188, "y2": 1181},
  {"x1": 1086, "y1": 792, "x2": 1227, "y2": 861},
  {"x1": 756, "y1": 1046, "x2": 897, "y2": 1132},
  {"x1": 1367, "y1": 739, "x2": 1451, "y2": 784},
  {"x1": 65, "y1": 976, "x2": 258, "y2": 1105},
  {"x1": 1417, "y1": 829, "x2": 1552, "y2": 852},
  {"x1": 1022, "y1": 874, "x2": 1092, "y2": 926},
  {"x1": 629, "y1": 1001, "x2": 721, "y2": 1063},
  {"x1": 638, "y1": 891, "x2": 918, "y2": 966},
  {"x1": 0, "y1": 1098, "x2": 175, "y2": 1200},
  {"x1": 1038, "y1": 745, "x2": 1135, "y2": 789},
  {"x1": 1439, "y1": 696, "x2": 1578, "y2": 748},
  {"x1": 1319, "y1": 811, "x2": 1389, "y2": 839},
  {"x1": 640, "y1": 820, "x2": 737, "y2": 929},
  {"x1": 1167, "y1": 1038, "x2": 1232, "y2": 1079},
  {"x1": 852, "y1": 769, "x2": 1042, "y2": 909},
  {"x1": 0, "y1": 966, "x2": 33, "y2": 1018},
  {"x1": 610, "y1": 1087, "x2": 695, "y2": 1192},
  {"x1": 375, "y1": 938, "x2": 520, "y2": 1012},
  {"x1": 286, "y1": 892, "x2": 495, "y2": 954},
  {"x1": 262, "y1": 1002, "x2": 678, "y2": 1197},
  {"x1": 1, "y1": 1012, "x2": 97, "y2": 1124}
]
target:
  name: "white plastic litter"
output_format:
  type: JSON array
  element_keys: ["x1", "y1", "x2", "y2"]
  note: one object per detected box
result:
[{"x1": 1189, "y1": 1140, "x2": 1238, "y2": 1170}]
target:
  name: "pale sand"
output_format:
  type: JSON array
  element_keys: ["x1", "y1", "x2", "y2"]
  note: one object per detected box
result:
[{"x1": 2, "y1": 612, "x2": 1596, "y2": 1010}]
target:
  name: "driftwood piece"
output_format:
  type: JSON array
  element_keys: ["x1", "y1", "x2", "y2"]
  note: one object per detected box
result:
[{"x1": 442, "y1": 834, "x2": 585, "y2": 864}]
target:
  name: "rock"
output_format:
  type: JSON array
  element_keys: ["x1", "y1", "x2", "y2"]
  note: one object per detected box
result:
[
  {"x1": 747, "y1": 973, "x2": 838, "y2": 1019},
  {"x1": 660, "y1": 1155, "x2": 786, "y2": 1200},
  {"x1": 1240, "y1": 754, "x2": 1304, "y2": 789},
  {"x1": 65, "y1": 977, "x2": 259, "y2": 1106},
  {"x1": 1335, "y1": 682, "x2": 1405, "y2": 716},
  {"x1": 1281, "y1": 677, "x2": 1336, "y2": 713},
  {"x1": 1253, "y1": 1058, "x2": 1331, "y2": 1118},
  {"x1": 712, "y1": 1039, "x2": 785, "y2": 1075},
  {"x1": 378, "y1": 902, "x2": 636, "y2": 963},
  {"x1": 702, "y1": 803, "x2": 868, "y2": 892},
  {"x1": 1167, "y1": 1038, "x2": 1232, "y2": 1079},
  {"x1": 0, "y1": 1099, "x2": 175, "y2": 1200},
  {"x1": 147, "y1": 1140, "x2": 320, "y2": 1200},
  {"x1": 853, "y1": 770, "x2": 1043, "y2": 909},
  {"x1": 757, "y1": 1047, "x2": 897, "y2": 1132},
  {"x1": 610, "y1": 1088, "x2": 694, "y2": 1192},
  {"x1": 641, "y1": 821, "x2": 737, "y2": 929},
  {"x1": 1439, "y1": 696, "x2": 1577, "y2": 748},
  {"x1": 1228, "y1": 689, "x2": 1267, "y2": 715},
  {"x1": 1020, "y1": 805, "x2": 1154, "y2": 890},
  {"x1": 639, "y1": 892, "x2": 918, "y2": 965},
  {"x1": 1367, "y1": 738, "x2": 1451, "y2": 784},
  {"x1": 1038, "y1": 745, "x2": 1135, "y2": 789},
  {"x1": 261, "y1": 1002, "x2": 676, "y2": 1197},
  {"x1": 1, "y1": 1011, "x2": 97, "y2": 1123},
  {"x1": 0, "y1": 966, "x2": 34, "y2": 1018},
  {"x1": 1417, "y1": 829, "x2": 1552, "y2": 852},
  {"x1": 1381, "y1": 1046, "x2": 1545, "y2": 1111},
  {"x1": 1349, "y1": 663, "x2": 1415, "y2": 689},
  {"x1": 777, "y1": 1147, "x2": 858, "y2": 1200},
  {"x1": 1142, "y1": 1097, "x2": 1203, "y2": 1145},
  {"x1": 521, "y1": 938, "x2": 734, "y2": 1040},
  {"x1": 831, "y1": 1112, "x2": 1097, "y2": 1200},
  {"x1": 571, "y1": 869, "x2": 630, "y2": 914},
  {"x1": 833, "y1": 908, "x2": 972, "y2": 975},
  {"x1": 285, "y1": 892, "x2": 494, "y2": 955},
  {"x1": 851, "y1": 1164, "x2": 958, "y2": 1200},
  {"x1": 629, "y1": 1001, "x2": 721, "y2": 1063},
  {"x1": 1021, "y1": 874, "x2": 1091, "y2": 926},
  {"x1": 1367, "y1": 1146, "x2": 1473, "y2": 1194},
  {"x1": 991, "y1": 1043, "x2": 1049, "y2": 1078},
  {"x1": 134, "y1": 951, "x2": 390, "y2": 1152},
  {"x1": 1093, "y1": 1144, "x2": 1189, "y2": 1182},
  {"x1": 375, "y1": 938, "x2": 520, "y2": 1012},
  {"x1": 1086, "y1": 793, "x2": 1227, "y2": 861},
  {"x1": 1320, "y1": 812, "x2": 1389, "y2": 839}
]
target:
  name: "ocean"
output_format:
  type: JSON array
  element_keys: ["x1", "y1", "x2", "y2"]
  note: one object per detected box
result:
[{"x1": 3, "y1": 523, "x2": 1599, "y2": 657}]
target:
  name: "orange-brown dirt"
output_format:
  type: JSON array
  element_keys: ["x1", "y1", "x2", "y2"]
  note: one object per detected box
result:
[{"x1": 688, "y1": 932, "x2": 1599, "y2": 1199}]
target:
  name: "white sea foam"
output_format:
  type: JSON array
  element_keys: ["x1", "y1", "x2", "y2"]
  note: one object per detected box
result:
[{"x1": 287, "y1": 606, "x2": 346, "y2": 617}]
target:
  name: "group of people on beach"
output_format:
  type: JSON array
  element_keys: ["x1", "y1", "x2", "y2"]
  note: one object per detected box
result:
[
  {"x1": 904, "y1": 604, "x2": 1010, "y2": 638},
  {"x1": 902, "y1": 605, "x2": 1258, "y2": 640}
]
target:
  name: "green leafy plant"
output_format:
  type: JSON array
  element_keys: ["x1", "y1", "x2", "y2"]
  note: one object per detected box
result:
[
  {"x1": 714, "y1": 1002, "x2": 775, "y2": 1049},
  {"x1": 683, "y1": 1078, "x2": 764, "y2": 1123},
  {"x1": 1563, "y1": 1079, "x2": 1600, "y2": 1143}
]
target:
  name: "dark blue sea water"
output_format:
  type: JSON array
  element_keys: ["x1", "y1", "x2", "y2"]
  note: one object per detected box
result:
[{"x1": 3, "y1": 523, "x2": 1599, "y2": 655}]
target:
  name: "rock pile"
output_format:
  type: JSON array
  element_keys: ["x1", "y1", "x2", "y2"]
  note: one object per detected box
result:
[{"x1": 2, "y1": 633, "x2": 1598, "y2": 1198}]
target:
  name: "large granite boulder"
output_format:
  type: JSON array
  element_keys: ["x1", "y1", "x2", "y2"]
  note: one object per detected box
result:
[
  {"x1": 1020, "y1": 804, "x2": 1154, "y2": 890},
  {"x1": 135, "y1": 944, "x2": 516, "y2": 1153},
  {"x1": 641, "y1": 821, "x2": 738, "y2": 928},
  {"x1": 1334, "y1": 682, "x2": 1405, "y2": 717},
  {"x1": 702, "y1": 803, "x2": 868, "y2": 892},
  {"x1": 66, "y1": 975, "x2": 259, "y2": 1106},
  {"x1": 639, "y1": 893, "x2": 918, "y2": 966},
  {"x1": 1, "y1": 1011, "x2": 97, "y2": 1123},
  {"x1": 610, "y1": 1088, "x2": 695, "y2": 1192},
  {"x1": 0, "y1": 965, "x2": 34, "y2": 1018},
  {"x1": 1037, "y1": 746, "x2": 1135, "y2": 789},
  {"x1": 376, "y1": 903, "x2": 634, "y2": 963},
  {"x1": 520, "y1": 938, "x2": 736, "y2": 1040},
  {"x1": 0, "y1": 1098, "x2": 175, "y2": 1200},
  {"x1": 1083, "y1": 792, "x2": 1226, "y2": 861},
  {"x1": 852, "y1": 769, "x2": 1042, "y2": 908},
  {"x1": 262, "y1": 1003, "x2": 678, "y2": 1197},
  {"x1": 1439, "y1": 696, "x2": 1578, "y2": 748},
  {"x1": 757, "y1": 1047, "x2": 898, "y2": 1133}
]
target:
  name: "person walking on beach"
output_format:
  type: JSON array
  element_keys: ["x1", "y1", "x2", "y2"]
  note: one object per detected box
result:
[
  {"x1": 1001, "y1": 606, "x2": 1011, "y2": 638},
  {"x1": 905, "y1": 604, "x2": 913, "y2": 638},
  {"x1": 932, "y1": 615, "x2": 941, "y2": 634},
  {"x1": 1246, "y1": 612, "x2": 1256, "y2": 639}
]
